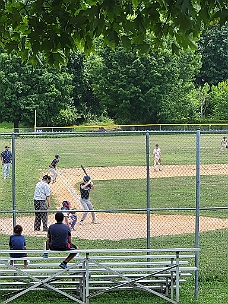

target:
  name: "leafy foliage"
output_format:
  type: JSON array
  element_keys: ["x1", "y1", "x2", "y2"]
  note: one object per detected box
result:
[
  {"x1": 0, "y1": 0, "x2": 227, "y2": 66},
  {"x1": 196, "y1": 23, "x2": 228, "y2": 86},
  {"x1": 0, "y1": 50, "x2": 74, "y2": 128},
  {"x1": 88, "y1": 46, "x2": 201, "y2": 123},
  {"x1": 211, "y1": 80, "x2": 228, "y2": 120}
]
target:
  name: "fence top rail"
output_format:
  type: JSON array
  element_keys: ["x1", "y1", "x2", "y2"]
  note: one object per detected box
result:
[
  {"x1": 2, "y1": 207, "x2": 227, "y2": 214},
  {"x1": 0, "y1": 248, "x2": 200, "y2": 255}
]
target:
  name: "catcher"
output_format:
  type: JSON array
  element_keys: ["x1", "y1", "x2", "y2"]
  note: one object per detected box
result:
[{"x1": 153, "y1": 144, "x2": 162, "y2": 172}]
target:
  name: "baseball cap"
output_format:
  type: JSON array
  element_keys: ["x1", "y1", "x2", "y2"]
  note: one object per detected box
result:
[{"x1": 5, "y1": 146, "x2": 9, "y2": 148}]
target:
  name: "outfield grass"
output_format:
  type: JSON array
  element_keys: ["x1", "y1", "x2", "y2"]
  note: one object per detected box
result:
[
  {"x1": 0, "y1": 228, "x2": 227, "y2": 303},
  {"x1": 0, "y1": 132, "x2": 227, "y2": 213},
  {"x1": 88, "y1": 175, "x2": 228, "y2": 217}
]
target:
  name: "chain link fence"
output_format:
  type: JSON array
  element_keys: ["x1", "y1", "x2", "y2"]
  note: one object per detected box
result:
[{"x1": 0, "y1": 131, "x2": 227, "y2": 249}]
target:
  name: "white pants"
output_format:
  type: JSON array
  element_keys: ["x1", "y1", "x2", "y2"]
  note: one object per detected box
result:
[
  {"x1": 80, "y1": 198, "x2": 96, "y2": 222},
  {"x1": 154, "y1": 158, "x2": 161, "y2": 170}
]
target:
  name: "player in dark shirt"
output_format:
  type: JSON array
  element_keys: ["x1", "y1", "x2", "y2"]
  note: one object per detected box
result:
[
  {"x1": 49, "y1": 154, "x2": 60, "y2": 183},
  {"x1": 79, "y1": 175, "x2": 97, "y2": 225}
]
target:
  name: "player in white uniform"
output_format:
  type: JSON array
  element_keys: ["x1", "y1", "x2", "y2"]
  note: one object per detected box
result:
[
  {"x1": 220, "y1": 136, "x2": 227, "y2": 152},
  {"x1": 153, "y1": 144, "x2": 162, "y2": 171}
]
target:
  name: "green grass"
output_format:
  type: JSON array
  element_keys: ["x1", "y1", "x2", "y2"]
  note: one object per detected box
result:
[
  {"x1": 0, "y1": 132, "x2": 227, "y2": 302},
  {"x1": 0, "y1": 132, "x2": 228, "y2": 212},
  {"x1": 0, "y1": 228, "x2": 227, "y2": 303},
  {"x1": 86, "y1": 175, "x2": 228, "y2": 218}
]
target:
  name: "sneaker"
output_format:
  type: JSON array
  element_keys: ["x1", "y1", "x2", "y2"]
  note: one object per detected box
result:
[
  {"x1": 59, "y1": 262, "x2": 67, "y2": 269},
  {"x1": 79, "y1": 221, "x2": 84, "y2": 225},
  {"x1": 159, "y1": 168, "x2": 162, "y2": 171},
  {"x1": 24, "y1": 260, "x2": 30, "y2": 267},
  {"x1": 42, "y1": 253, "x2": 48, "y2": 258},
  {"x1": 92, "y1": 220, "x2": 97, "y2": 224}
]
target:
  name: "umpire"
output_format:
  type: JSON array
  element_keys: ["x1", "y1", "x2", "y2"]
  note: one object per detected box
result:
[{"x1": 34, "y1": 175, "x2": 51, "y2": 232}]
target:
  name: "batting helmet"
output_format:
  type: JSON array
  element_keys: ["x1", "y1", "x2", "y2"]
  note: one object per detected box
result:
[
  {"x1": 62, "y1": 200, "x2": 70, "y2": 208},
  {"x1": 55, "y1": 154, "x2": 60, "y2": 158},
  {"x1": 83, "y1": 175, "x2": 90, "y2": 182}
]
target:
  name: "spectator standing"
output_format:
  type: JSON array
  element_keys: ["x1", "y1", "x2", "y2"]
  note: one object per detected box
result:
[
  {"x1": 9, "y1": 225, "x2": 28, "y2": 266},
  {"x1": 33, "y1": 175, "x2": 51, "y2": 232},
  {"x1": 49, "y1": 154, "x2": 60, "y2": 183},
  {"x1": 46, "y1": 212, "x2": 78, "y2": 269},
  {"x1": 153, "y1": 144, "x2": 162, "y2": 172},
  {"x1": 1, "y1": 146, "x2": 12, "y2": 179},
  {"x1": 79, "y1": 175, "x2": 97, "y2": 225}
]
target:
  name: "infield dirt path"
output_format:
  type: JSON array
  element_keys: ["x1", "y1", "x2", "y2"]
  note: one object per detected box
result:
[
  {"x1": 2, "y1": 164, "x2": 227, "y2": 240},
  {"x1": 43, "y1": 164, "x2": 228, "y2": 240}
]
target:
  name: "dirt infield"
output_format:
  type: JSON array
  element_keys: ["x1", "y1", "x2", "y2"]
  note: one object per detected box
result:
[
  {"x1": 1, "y1": 165, "x2": 227, "y2": 240},
  {"x1": 1, "y1": 213, "x2": 228, "y2": 241},
  {"x1": 4, "y1": 164, "x2": 225, "y2": 240},
  {"x1": 53, "y1": 163, "x2": 228, "y2": 210}
]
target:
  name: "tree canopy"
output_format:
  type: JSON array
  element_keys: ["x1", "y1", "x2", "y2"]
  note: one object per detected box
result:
[
  {"x1": 0, "y1": 0, "x2": 227, "y2": 66},
  {"x1": 196, "y1": 23, "x2": 228, "y2": 86},
  {"x1": 88, "y1": 46, "x2": 201, "y2": 124},
  {"x1": 0, "y1": 51, "x2": 73, "y2": 129}
]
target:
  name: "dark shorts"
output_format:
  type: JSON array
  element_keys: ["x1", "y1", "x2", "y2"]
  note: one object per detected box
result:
[
  {"x1": 50, "y1": 243, "x2": 77, "y2": 251},
  {"x1": 10, "y1": 253, "x2": 27, "y2": 258}
]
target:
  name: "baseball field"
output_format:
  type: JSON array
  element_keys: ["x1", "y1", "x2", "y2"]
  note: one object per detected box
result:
[{"x1": 0, "y1": 132, "x2": 227, "y2": 303}]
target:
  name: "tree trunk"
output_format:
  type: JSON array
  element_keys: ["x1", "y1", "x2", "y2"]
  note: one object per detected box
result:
[{"x1": 13, "y1": 120, "x2": 19, "y2": 133}]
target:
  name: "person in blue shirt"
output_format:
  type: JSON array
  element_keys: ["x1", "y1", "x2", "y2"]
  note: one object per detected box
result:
[
  {"x1": 46, "y1": 212, "x2": 78, "y2": 269},
  {"x1": 9, "y1": 225, "x2": 28, "y2": 266},
  {"x1": 1, "y1": 146, "x2": 12, "y2": 179}
]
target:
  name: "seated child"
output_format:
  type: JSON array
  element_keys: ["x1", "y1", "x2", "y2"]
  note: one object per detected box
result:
[
  {"x1": 9, "y1": 225, "x2": 28, "y2": 266},
  {"x1": 69, "y1": 211, "x2": 77, "y2": 230}
]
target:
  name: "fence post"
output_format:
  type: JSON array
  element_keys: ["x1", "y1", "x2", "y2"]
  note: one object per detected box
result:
[
  {"x1": 11, "y1": 133, "x2": 16, "y2": 227},
  {"x1": 195, "y1": 128, "x2": 200, "y2": 299},
  {"x1": 146, "y1": 131, "x2": 150, "y2": 249}
]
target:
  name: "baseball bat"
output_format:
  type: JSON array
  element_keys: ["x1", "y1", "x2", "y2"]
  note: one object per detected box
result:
[{"x1": 81, "y1": 165, "x2": 88, "y2": 175}]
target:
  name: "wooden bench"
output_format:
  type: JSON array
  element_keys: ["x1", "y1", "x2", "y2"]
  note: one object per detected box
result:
[{"x1": 0, "y1": 248, "x2": 199, "y2": 304}]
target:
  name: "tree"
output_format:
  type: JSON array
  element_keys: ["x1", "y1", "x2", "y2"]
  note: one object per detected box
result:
[
  {"x1": 211, "y1": 80, "x2": 228, "y2": 120},
  {"x1": 67, "y1": 52, "x2": 104, "y2": 123},
  {"x1": 187, "y1": 83, "x2": 211, "y2": 121},
  {"x1": 196, "y1": 23, "x2": 228, "y2": 86},
  {"x1": 89, "y1": 46, "x2": 201, "y2": 124},
  {"x1": 0, "y1": 0, "x2": 227, "y2": 66},
  {"x1": 0, "y1": 51, "x2": 74, "y2": 129}
]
